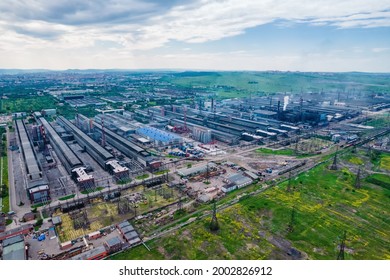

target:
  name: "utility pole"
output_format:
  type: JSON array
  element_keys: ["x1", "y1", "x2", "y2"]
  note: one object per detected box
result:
[
  {"x1": 287, "y1": 172, "x2": 292, "y2": 193},
  {"x1": 177, "y1": 195, "x2": 183, "y2": 211},
  {"x1": 330, "y1": 147, "x2": 339, "y2": 170},
  {"x1": 354, "y1": 167, "x2": 361, "y2": 189},
  {"x1": 209, "y1": 200, "x2": 219, "y2": 231},
  {"x1": 337, "y1": 231, "x2": 347, "y2": 260},
  {"x1": 294, "y1": 137, "x2": 299, "y2": 155}
]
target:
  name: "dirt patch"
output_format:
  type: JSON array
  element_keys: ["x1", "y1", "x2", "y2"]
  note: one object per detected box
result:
[{"x1": 259, "y1": 230, "x2": 308, "y2": 260}]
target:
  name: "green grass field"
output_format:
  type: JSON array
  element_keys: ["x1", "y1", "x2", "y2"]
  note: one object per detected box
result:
[
  {"x1": 112, "y1": 157, "x2": 390, "y2": 260},
  {"x1": 256, "y1": 148, "x2": 295, "y2": 156},
  {"x1": 0, "y1": 94, "x2": 98, "y2": 119},
  {"x1": 364, "y1": 115, "x2": 390, "y2": 128},
  {"x1": 136, "y1": 174, "x2": 150, "y2": 180},
  {"x1": 1, "y1": 95, "x2": 58, "y2": 113},
  {"x1": 1, "y1": 156, "x2": 9, "y2": 212},
  {"x1": 380, "y1": 153, "x2": 390, "y2": 170},
  {"x1": 58, "y1": 194, "x2": 76, "y2": 201},
  {"x1": 366, "y1": 173, "x2": 390, "y2": 190},
  {"x1": 165, "y1": 72, "x2": 390, "y2": 99}
]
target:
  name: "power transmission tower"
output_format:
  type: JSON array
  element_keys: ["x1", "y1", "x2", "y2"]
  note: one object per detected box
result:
[
  {"x1": 209, "y1": 200, "x2": 219, "y2": 231},
  {"x1": 354, "y1": 167, "x2": 361, "y2": 189},
  {"x1": 177, "y1": 195, "x2": 183, "y2": 211},
  {"x1": 330, "y1": 147, "x2": 339, "y2": 170},
  {"x1": 287, "y1": 172, "x2": 293, "y2": 193},
  {"x1": 337, "y1": 231, "x2": 347, "y2": 260},
  {"x1": 294, "y1": 137, "x2": 299, "y2": 154},
  {"x1": 287, "y1": 205, "x2": 296, "y2": 232},
  {"x1": 367, "y1": 146, "x2": 372, "y2": 157}
]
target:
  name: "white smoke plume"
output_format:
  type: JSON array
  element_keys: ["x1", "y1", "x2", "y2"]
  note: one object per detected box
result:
[{"x1": 283, "y1": 95, "x2": 289, "y2": 111}]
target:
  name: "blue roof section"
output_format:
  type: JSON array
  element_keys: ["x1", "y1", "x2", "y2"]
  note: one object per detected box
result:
[
  {"x1": 3, "y1": 235, "x2": 24, "y2": 247},
  {"x1": 136, "y1": 127, "x2": 181, "y2": 143}
]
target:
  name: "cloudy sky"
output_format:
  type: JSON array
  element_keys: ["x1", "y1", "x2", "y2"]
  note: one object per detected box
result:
[{"x1": 1, "y1": 0, "x2": 390, "y2": 71}]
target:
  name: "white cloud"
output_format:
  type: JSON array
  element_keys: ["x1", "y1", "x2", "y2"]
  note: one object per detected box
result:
[
  {"x1": 372, "y1": 47, "x2": 390, "y2": 53},
  {"x1": 0, "y1": 0, "x2": 390, "y2": 69}
]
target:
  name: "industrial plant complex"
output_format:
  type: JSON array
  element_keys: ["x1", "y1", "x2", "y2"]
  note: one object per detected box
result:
[{"x1": 0, "y1": 71, "x2": 389, "y2": 261}]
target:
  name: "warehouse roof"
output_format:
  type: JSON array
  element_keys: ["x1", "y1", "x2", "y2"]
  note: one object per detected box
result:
[
  {"x1": 58, "y1": 116, "x2": 114, "y2": 161},
  {"x1": 39, "y1": 117, "x2": 83, "y2": 169},
  {"x1": 2, "y1": 235, "x2": 26, "y2": 260},
  {"x1": 71, "y1": 246, "x2": 106, "y2": 260},
  {"x1": 136, "y1": 126, "x2": 182, "y2": 143},
  {"x1": 121, "y1": 225, "x2": 135, "y2": 235},
  {"x1": 15, "y1": 120, "x2": 41, "y2": 180},
  {"x1": 94, "y1": 122, "x2": 144, "y2": 154},
  {"x1": 124, "y1": 231, "x2": 139, "y2": 241},
  {"x1": 129, "y1": 237, "x2": 141, "y2": 245},
  {"x1": 227, "y1": 173, "x2": 253, "y2": 186},
  {"x1": 253, "y1": 109, "x2": 277, "y2": 116},
  {"x1": 117, "y1": 221, "x2": 130, "y2": 229},
  {"x1": 3, "y1": 234, "x2": 24, "y2": 247},
  {"x1": 177, "y1": 162, "x2": 217, "y2": 177}
]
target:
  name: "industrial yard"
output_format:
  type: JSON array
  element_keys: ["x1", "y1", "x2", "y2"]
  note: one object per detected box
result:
[{"x1": 0, "y1": 71, "x2": 389, "y2": 260}]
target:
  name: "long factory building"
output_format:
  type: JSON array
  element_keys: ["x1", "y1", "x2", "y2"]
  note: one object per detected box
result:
[
  {"x1": 91, "y1": 119, "x2": 161, "y2": 168},
  {"x1": 57, "y1": 116, "x2": 129, "y2": 180},
  {"x1": 15, "y1": 119, "x2": 50, "y2": 204},
  {"x1": 37, "y1": 116, "x2": 95, "y2": 190},
  {"x1": 160, "y1": 108, "x2": 295, "y2": 143}
]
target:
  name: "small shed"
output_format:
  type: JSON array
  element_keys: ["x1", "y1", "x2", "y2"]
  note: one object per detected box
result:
[
  {"x1": 124, "y1": 231, "x2": 139, "y2": 242},
  {"x1": 52, "y1": 216, "x2": 62, "y2": 226},
  {"x1": 22, "y1": 212, "x2": 36, "y2": 222},
  {"x1": 120, "y1": 225, "x2": 135, "y2": 235}
]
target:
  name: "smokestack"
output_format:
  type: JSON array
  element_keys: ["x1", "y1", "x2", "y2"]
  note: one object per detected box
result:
[
  {"x1": 277, "y1": 100, "x2": 281, "y2": 120},
  {"x1": 211, "y1": 98, "x2": 214, "y2": 112}
]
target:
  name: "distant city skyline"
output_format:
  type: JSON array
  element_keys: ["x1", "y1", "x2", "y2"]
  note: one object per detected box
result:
[{"x1": 1, "y1": 0, "x2": 390, "y2": 72}]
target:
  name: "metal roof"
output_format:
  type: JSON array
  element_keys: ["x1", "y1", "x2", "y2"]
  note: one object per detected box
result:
[
  {"x1": 28, "y1": 185, "x2": 49, "y2": 194},
  {"x1": 117, "y1": 221, "x2": 130, "y2": 229},
  {"x1": 93, "y1": 121, "x2": 145, "y2": 154},
  {"x1": 105, "y1": 236, "x2": 122, "y2": 247},
  {"x1": 228, "y1": 173, "x2": 253, "y2": 186},
  {"x1": 106, "y1": 160, "x2": 129, "y2": 173},
  {"x1": 39, "y1": 117, "x2": 83, "y2": 170},
  {"x1": 58, "y1": 116, "x2": 113, "y2": 162},
  {"x1": 15, "y1": 120, "x2": 41, "y2": 181},
  {"x1": 52, "y1": 216, "x2": 62, "y2": 225},
  {"x1": 129, "y1": 237, "x2": 141, "y2": 245},
  {"x1": 136, "y1": 126, "x2": 181, "y2": 143},
  {"x1": 3, "y1": 234, "x2": 24, "y2": 247},
  {"x1": 124, "y1": 231, "x2": 139, "y2": 241},
  {"x1": 71, "y1": 246, "x2": 106, "y2": 260},
  {"x1": 121, "y1": 225, "x2": 135, "y2": 235},
  {"x1": 177, "y1": 162, "x2": 217, "y2": 177},
  {"x1": 2, "y1": 238, "x2": 25, "y2": 260}
]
